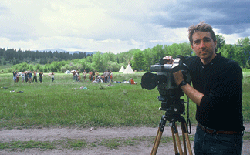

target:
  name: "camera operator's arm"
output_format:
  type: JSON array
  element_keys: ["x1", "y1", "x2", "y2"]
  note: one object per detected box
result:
[{"x1": 173, "y1": 70, "x2": 203, "y2": 106}]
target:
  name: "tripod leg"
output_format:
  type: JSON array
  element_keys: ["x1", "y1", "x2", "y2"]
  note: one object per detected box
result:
[
  {"x1": 151, "y1": 127, "x2": 163, "y2": 155},
  {"x1": 153, "y1": 127, "x2": 160, "y2": 148},
  {"x1": 180, "y1": 117, "x2": 193, "y2": 155},
  {"x1": 182, "y1": 123, "x2": 193, "y2": 155},
  {"x1": 171, "y1": 126, "x2": 178, "y2": 155},
  {"x1": 181, "y1": 122, "x2": 187, "y2": 155},
  {"x1": 151, "y1": 115, "x2": 167, "y2": 155},
  {"x1": 173, "y1": 123, "x2": 183, "y2": 155},
  {"x1": 183, "y1": 133, "x2": 192, "y2": 155}
]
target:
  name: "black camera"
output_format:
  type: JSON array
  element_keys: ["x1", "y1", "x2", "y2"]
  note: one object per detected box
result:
[{"x1": 141, "y1": 56, "x2": 191, "y2": 116}]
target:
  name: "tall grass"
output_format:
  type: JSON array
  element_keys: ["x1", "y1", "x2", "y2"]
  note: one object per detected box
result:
[
  {"x1": 243, "y1": 73, "x2": 250, "y2": 122},
  {"x1": 0, "y1": 72, "x2": 249, "y2": 129}
]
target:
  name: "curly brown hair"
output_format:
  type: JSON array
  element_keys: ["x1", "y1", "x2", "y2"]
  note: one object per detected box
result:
[{"x1": 188, "y1": 21, "x2": 216, "y2": 45}]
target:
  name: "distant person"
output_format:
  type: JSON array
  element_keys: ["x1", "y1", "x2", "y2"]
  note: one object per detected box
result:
[
  {"x1": 33, "y1": 71, "x2": 37, "y2": 83},
  {"x1": 12, "y1": 71, "x2": 16, "y2": 83},
  {"x1": 129, "y1": 78, "x2": 136, "y2": 84},
  {"x1": 73, "y1": 71, "x2": 76, "y2": 80},
  {"x1": 16, "y1": 72, "x2": 19, "y2": 83},
  {"x1": 28, "y1": 71, "x2": 32, "y2": 83},
  {"x1": 107, "y1": 69, "x2": 111, "y2": 83},
  {"x1": 77, "y1": 73, "x2": 81, "y2": 82},
  {"x1": 102, "y1": 71, "x2": 106, "y2": 83},
  {"x1": 39, "y1": 72, "x2": 43, "y2": 83},
  {"x1": 101, "y1": 74, "x2": 105, "y2": 82},
  {"x1": 95, "y1": 75, "x2": 101, "y2": 83},
  {"x1": 82, "y1": 70, "x2": 87, "y2": 81},
  {"x1": 103, "y1": 70, "x2": 109, "y2": 83},
  {"x1": 75, "y1": 71, "x2": 79, "y2": 82},
  {"x1": 92, "y1": 71, "x2": 95, "y2": 82},
  {"x1": 110, "y1": 71, "x2": 113, "y2": 83},
  {"x1": 89, "y1": 71, "x2": 92, "y2": 81},
  {"x1": 25, "y1": 71, "x2": 28, "y2": 83},
  {"x1": 22, "y1": 72, "x2": 25, "y2": 83},
  {"x1": 89, "y1": 71, "x2": 95, "y2": 82},
  {"x1": 51, "y1": 72, "x2": 55, "y2": 82},
  {"x1": 76, "y1": 71, "x2": 80, "y2": 82},
  {"x1": 77, "y1": 71, "x2": 80, "y2": 82},
  {"x1": 95, "y1": 72, "x2": 99, "y2": 80}
]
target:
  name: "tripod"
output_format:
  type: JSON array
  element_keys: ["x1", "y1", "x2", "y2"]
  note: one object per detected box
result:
[{"x1": 151, "y1": 113, "x2": 192, "y2": 155}]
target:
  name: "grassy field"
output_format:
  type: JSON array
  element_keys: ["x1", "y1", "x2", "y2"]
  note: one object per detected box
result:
[{"x1": 0, "y1": 72, "x2": 249, "y2": 129}]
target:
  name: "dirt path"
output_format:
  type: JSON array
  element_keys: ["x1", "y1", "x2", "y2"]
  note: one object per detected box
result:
[{"x1": 1, "y1": 124, "x2": 250, "y2": 155}]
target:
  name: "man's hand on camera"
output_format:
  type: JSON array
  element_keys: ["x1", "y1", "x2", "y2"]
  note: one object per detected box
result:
[
  {"x1": 174, "y1": 70, "x2": 204, "y2": 106},
  {"x1": 173, "y1": 70, "x2": 184, "y2": 86}
]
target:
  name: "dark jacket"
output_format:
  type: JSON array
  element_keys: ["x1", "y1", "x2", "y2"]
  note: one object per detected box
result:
[{"x1": 185, "y1": 53, "x2": 244, "y2": 131}]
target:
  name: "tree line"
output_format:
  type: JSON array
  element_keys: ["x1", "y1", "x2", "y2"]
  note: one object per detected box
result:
[
  {"x1": 0, "y1": 49, "x2": 89, "y2": 65},
  {"x1": 3, "y1": 35, "x2": 250, "y2": 73}
]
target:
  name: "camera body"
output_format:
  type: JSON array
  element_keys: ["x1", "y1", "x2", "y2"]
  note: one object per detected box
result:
[{"x1": 141, "y1": 56, "x2": 190, "y2": 115}]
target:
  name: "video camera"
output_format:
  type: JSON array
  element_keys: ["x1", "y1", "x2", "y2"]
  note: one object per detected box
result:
[{"x1": 141, "y1": 56, "x2": 191, "y2": 117}]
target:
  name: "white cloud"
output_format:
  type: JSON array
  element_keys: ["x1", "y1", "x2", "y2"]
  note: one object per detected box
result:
[
  {"x1": 0, "y1": 0, "x2": 249, "y2": 53},
  {"x1": 214, "y1": 28, "x2": 241, "y2": 45},
  {"x1": 223, "y1": 34, "x2": 241, "y2": 45}
]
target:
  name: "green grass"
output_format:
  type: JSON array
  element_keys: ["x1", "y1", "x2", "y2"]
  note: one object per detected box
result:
[
  {"x1": 0, "y1": 72, "x2": 249, "y2": 129},
  {"x1": 0, "y1": 72, "x2": 165, "y2": 129},
  {"x1": 1, "y1": 132, "x2": 249, "y2": 151},
  {"x1": 0, "y1": 140, "x2": 55, "y2": 150},
  {"x1": 243, "y1": 73, "x2": 250, "y2": 122}
]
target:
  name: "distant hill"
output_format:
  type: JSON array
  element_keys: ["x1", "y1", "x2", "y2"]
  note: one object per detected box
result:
[
  {"x1": 35, "y1": 49, "x2": 96, "y2": 55},
  {"x1": 69, "y1": 51, "x2": 96, "y2": 55},
  {"x1": 36, "y1": 49, "x2": 66, "y2": 52}
]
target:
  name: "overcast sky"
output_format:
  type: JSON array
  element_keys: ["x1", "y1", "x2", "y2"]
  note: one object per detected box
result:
[{"x1": 0, "y1": 0, "x2": 249, "y2": 53}]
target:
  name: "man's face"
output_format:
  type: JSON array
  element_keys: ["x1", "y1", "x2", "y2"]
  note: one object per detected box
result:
[{"x1": 191, "y1": 32, "x2": 217, "y2": 64}]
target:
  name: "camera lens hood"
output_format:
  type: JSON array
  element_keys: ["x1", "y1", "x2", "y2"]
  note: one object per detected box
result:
[{"x1": 141, "y1": 72, "x2": 157, "y2": 90}]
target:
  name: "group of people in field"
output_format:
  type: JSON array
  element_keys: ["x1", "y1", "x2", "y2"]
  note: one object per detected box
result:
[
  {"x1": 72, "y1": 70, "x2": 82, "y2": 82},
  {"x1": 12, "y1": 69, "x2": 135, "y2": 85},
  {"x1": 12, "y1": 71, "x2": 55, "y2": 83},
  {"x1": 72, "y1": 69, "x2": 113, "y2": 83}
]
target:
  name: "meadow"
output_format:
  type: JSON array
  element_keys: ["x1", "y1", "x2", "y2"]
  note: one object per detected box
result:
[{"x1": 0, "y1": 72, "x2": 249, "y2": 130}]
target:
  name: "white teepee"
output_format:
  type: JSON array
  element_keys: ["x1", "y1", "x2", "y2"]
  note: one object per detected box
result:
[
  {"x1": 119, "y1": 66, "x2": 125, "y2": 72},
  {"x1": 123, "y1": 63, "x2": 134, "y2": 73}
]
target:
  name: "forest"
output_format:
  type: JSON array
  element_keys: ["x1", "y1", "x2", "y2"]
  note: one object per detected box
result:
[{"x1": 0, "y1": 35, "x2": 250, "y2": 73}]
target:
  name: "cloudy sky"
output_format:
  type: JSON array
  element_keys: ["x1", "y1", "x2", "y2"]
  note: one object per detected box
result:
[{"x1": 0, "y1": 0, "x2": 249, "y2": 53}]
